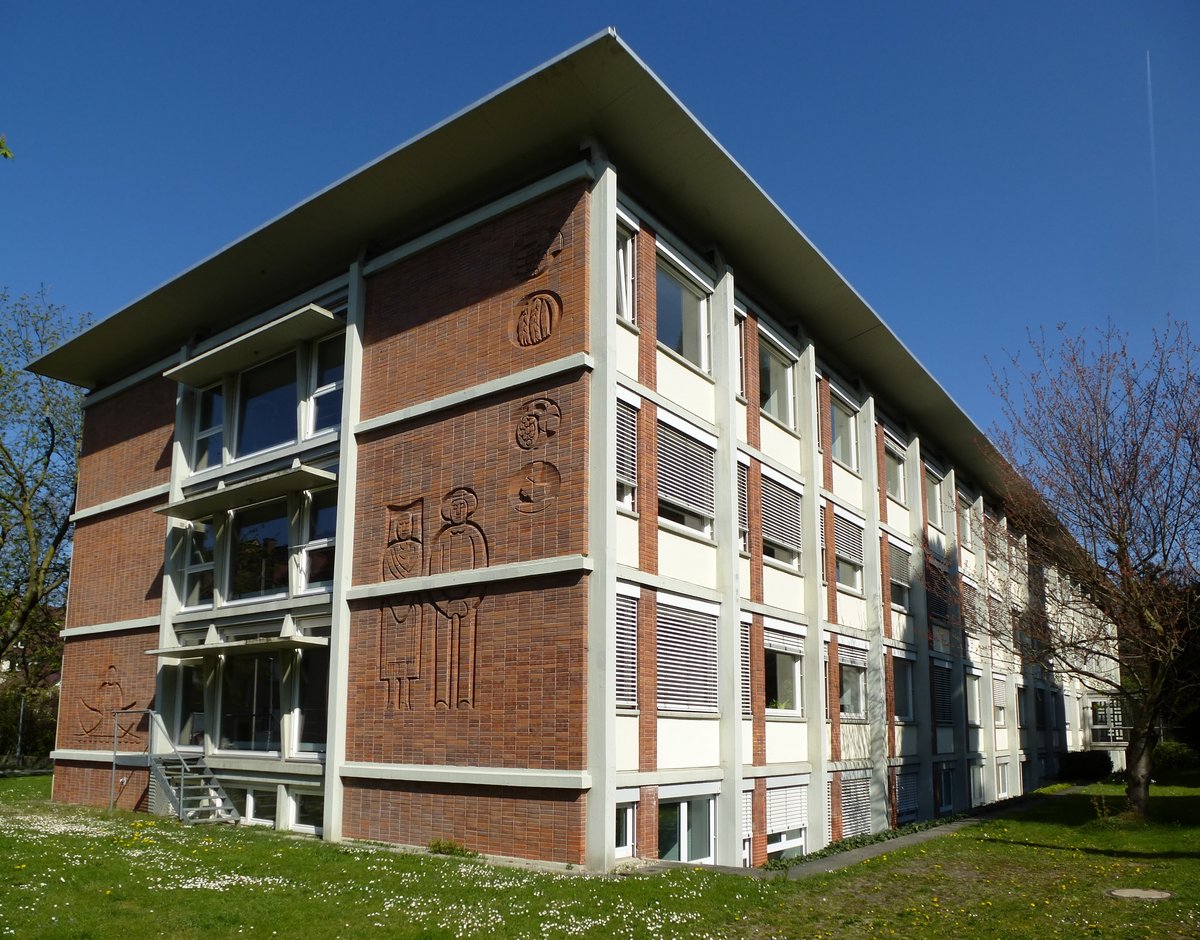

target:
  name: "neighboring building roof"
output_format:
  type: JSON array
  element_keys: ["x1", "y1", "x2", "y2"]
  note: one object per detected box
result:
[{"x1": 28, "y1": 28, "x2": 1003, "y2": 493}]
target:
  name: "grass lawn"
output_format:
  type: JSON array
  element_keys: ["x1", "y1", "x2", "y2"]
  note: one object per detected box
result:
[{"x1": 1, "y1": 773, "x2": 1198, "y2": 938}]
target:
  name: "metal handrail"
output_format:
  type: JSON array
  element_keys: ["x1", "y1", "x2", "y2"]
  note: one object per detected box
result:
[{"x1": 108, "y1": 708, "x2": 195, "y2": 819}]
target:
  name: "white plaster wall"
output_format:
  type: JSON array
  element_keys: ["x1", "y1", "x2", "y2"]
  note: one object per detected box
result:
[
  {"x1": 936, "y1": 726, "x2": 955, "y2": 754},
  {"x1": 896, "y1": 723, "x2": 920, "y2": 757},
  {"x1": 657, "y1": 528, "x2": 717, "y2": 587},
  {"x1": 966, "y1": 633, "x2": 986, "y2": 663},
  {"x1": 927, "y1": 527, "x2": 946, "y2": 557},
  {"x1": 765, "y1": 719, "x2": 808, "y2": 763},
  {"x1": 658, "y1": 717, "x2": 721, "y2": 769},
  {"x1": 832, "y1": 465, "x2": 863, "y2": 509},
  {"x1": 886, "y1": 499, "x2": 909, "y2": 532},
  {"x1": 893, "y1": 611, "x2": 916, "y2": 646},
  {"x1": 616, "y1": 513, "x2": 639, "y2": 568},
  {"x1": 739, "y1": 556, "x2": 751, "y2": 600},
  {"x1": 841, "y1": 721, "x2": 871, "y2": 760},
  {"x1": 763, "y1": 565, "x2": 804, "y2": 611},
  {"x1": 995, "y1": 727, "x2": 1009, "y2": 751},
  {"x1": 760, "y1": 420, "x2": 803, "y2": 474},
  {"x1": 615, "y1": 714, "x2": 640, "y2": 772},
  {"x1": 616, "y1": 323, "x2": 639, "y2": 380},
  {"x1": 741, "y1": 719, "x2": 754, "y2": 765},
  {"x1": 968, "y1": 726, "x2": 982, "y2": 753},
  {"x1": 656, "y1": 352, "x2": 715, "y2": 424},
  {"x1": 836, "y1": 592, "x2": 867, "y2": 630},
  {"x1": 735, "y1": 400, "x2": 747, "y2": 443}
]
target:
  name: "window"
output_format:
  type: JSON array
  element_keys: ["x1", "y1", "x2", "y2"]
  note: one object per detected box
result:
[
  {"x1": 830, "y1": 397, "x2": 857, "y2": 469},
  {"x1": 893, "y1": 657, "x2": 914, "y2": 721},
  {"x1": 996, "y1": 761, "x2": 1009, "y2": 798},
  {"x1": 1035, "y1": 686, "x2": 1047, "y2": 730},
  {"x1": 181, "y1": 518, "x2": 216, "y2": 608},
  {"x1": 937, "y1": 763, "x2": 955, "y2": 813},
  {"x1": 658, "y1": 796, "x2": 714, "y2": 863},
  {"x1": 1090, "y1": 700, "x2": 1128, "y2": 744},
  {"x1": 615, "y1": 803, "x2": 635, "y2": 858},
  {"x1": 616, "y1": 399, "x2": 638, "y2": 510},
  {"x1": 219, "y1": 652, "x2": 283, "y2": 751},
  {"x1": 309, "y1": 335, "x2": 345, "y2": 435},
  {"x1": 300, "y1": 488, "x2": 337, "y2": 591},
  {"x1": 833, "y1": 514, "x2": 864, "y2": 592},
  {"x1": 957, "y1": 496, "x2": 973, "y2": 548},
  {"x1": 235, "y1": 354, "x2": 298, "y2": 459},
  {"x1": 616, "y1": 227, "x2": 636, "y2": 323},
  {"x1": 896, "y1": 772, "x2": 919, "y2": 823},
  {"x1": 766, "y1": 785, "x2": 807, "y2": 859},
  {"x1": 736, "y1": 463, "x2": 748, "y2": 551},
  {"x1": 884, "y1": 446, "x2": 905, "y2": 503},
  {"x1": 291, "y1": 790, "x2": 324, "y2": 834},
  {"x1": 838, "y1": 647, "x2": 867, "y2": 719},
  {"x1": 656, "y1": 600, "x2": 718, "y2": 713},
  {"x1": 172, "y1": 664, "x2": 206, "y2": 747},
  {"x1": 739, "y1": 621, "x2": 751, "y2": 713},
  {"x1": 765, "y1": 628, "x2": 803, "y2": 713},
  {"x1": 925, "y1": 472, "x2": 943, "y2": 529},
  {"x1": 295, "y1": 648, "x2": 329, "y2": 753},
  {"x1": 656, "y1": 262, "x2": 709, "y2": 371},
  {"x1": 761, "y1": 476, "x2": 802, "y2": 570},
  {"x1": 193, "y1": 385, "x2": 224, "y2": 471},
  {"x1": 759, "y1": 335, "x2": 794, "y2": 426},
  {"x1": 656, "y1": 421, "x2": 715, "y2": 535},
  {"x1": 615, "y1": 593, "x2": 638, "y2": 709},
  {"x1": 993, "y1": 679, "x2": 1007, "y2": 727},
  {"x1": 840, "y1": 774, "x2": 871, "y2": 838},
  {"x1": 888, "y1": 542, "x2": 911, "y2": 611},
  {"x1": 933, "y1": 662, "x2": 953, "y2": 725},
  {"x1": 966, "y1": 673, "x2": 981, "y2": 726},
  {"x1": 228, "y1": 500, "x2": 290, "y2": 601},
  {"x1": 225, "y1": 785, "x2": 277, "y2": 826},
  {"x1": 970, "y1": 762, "x2": 985, "y2": 806}
]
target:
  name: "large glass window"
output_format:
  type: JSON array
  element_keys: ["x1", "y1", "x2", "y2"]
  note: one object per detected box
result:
[
  {"x1": 893, "y1": 657, "x2": 914, "y2": 721},
  {"x1": 765, "y1": 648, "x2": 802, "y2": 713},
  {"x1": 925, "y1": 473, "x2": 944, "y2": 529},
  {"x1": 235, "y1": 355, "x2": 298, "y2": 459},
  {"x1": 182, "y1": 518, "x2": 216, "y2": 608},
  {"x1": 174, "y1": 664, "x2": 206, "y2": 747},
  {"x1": 193, "y1": 386, "x2": 224, "y2": 471},
  {"x1": 656, "y1": 263, "x2": 709, "y2": 371},
  {"x1": 229, "y1": 500, "x2": 290, "y2": 601},
  {"x1": 296, "y1": 648, "x2": 329, "y2": 753},
  {"x1": 839, "y1": 662, "x2": 866, "y2": 718},
  {"x1": 300, "y1": 488, "x2": 338, "y2": 590},
  {"x1": 830, "y1": 398, "x2": 857, "y2": 470},
  {"x1": 658, "y1": 796, "x2": 714, "y2": 863},
  {"x1": 219, "y1": 653, "x2": 283, "y2": 751},
  {"x1": 759, "y1": 336, "x2": 793, "y2": 426},
  {"x1": 310, "y1": 336, "x2": 345, "y2": 435},
  {"x1": 616, "y1": 227, "x2": 636, "y2": 323},
  {"x1": 884, "y1": 447, "x2": 905, "y2": 503}
]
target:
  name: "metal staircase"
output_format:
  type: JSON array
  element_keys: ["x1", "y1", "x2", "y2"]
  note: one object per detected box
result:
[{"x1": 111, "y1": 709, "x2": 242, "y2": 825}]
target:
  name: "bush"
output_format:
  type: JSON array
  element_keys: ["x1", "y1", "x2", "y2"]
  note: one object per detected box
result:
[
  {"x1": 427, "y1": 839, "x2": 479, "y2": 858},
  {"x1": 1057, "y1": 750, "x2": 1113, "y2": 782},
  {"x1": 0, "y1": 686, "x2": 59, "y2": 762},
  {"x1": 1153, "y1": 740, "x2": 1200, "y2": 772}
]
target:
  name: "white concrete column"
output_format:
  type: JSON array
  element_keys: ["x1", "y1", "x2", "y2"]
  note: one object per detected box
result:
[{"x1": 906, "y1": 436, "x2": 935, "y2": 819}]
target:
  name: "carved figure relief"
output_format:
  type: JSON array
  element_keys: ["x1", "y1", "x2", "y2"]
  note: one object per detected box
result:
[
  {"x1": 509, "y1": 461, "x2": 561, "y2": 514},
  {"x1": 513, "y1": 228, "x2": 564, "y2": 280},
  {"x1": 380, "y1": 499, "x2": 424, "y2": 709},
  {"x1": 77, "y1": 665, "x2": 137, "y2": 739},
  {"x1": 515, "y1": 397, "x2": 562, "y2": 450},
  {"x1": 427, "y1": 488, "x2": 489, "y2": 709},
  {"x1": 513, "y1": 291, "x2": 561, "y2": 348}
]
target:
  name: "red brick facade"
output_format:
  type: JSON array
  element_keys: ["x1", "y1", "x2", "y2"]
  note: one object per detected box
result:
[
  {"x1": 52, "y1": 761, "x2": 149, "y2": 812},
  {"x1": 55, "y1": 627, "x2": 158, "y2": 753}
]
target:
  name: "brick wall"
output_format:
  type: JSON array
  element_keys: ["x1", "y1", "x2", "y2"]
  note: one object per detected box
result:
[
  {"x1": 52, "y1": 761, "x2": 149, "y2": 812},
  {"x1": 342, "y1": 780, "x2": 585, "y2": 864},
  {"x1": 76, "y1": 377, "x2": 175, "y2": 510},
  {"x1": 359, "y1": 184, "x2": 589, "y2": 421},
  {"x1": 56, "y1": 627, "x2": 158, "y2": 755},
  {"x1": 66, "y1": 508, "x2": 165, "y2": 628}
]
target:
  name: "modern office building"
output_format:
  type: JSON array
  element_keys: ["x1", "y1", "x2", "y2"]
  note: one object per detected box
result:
[{"x1": 33, "y1": 31, "x2": 1120, "y2": 870}]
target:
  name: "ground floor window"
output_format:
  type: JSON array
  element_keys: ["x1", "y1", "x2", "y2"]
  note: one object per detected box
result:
[
  {"x1": 296, "y1": 648, "x2": 329, "y2": 753},
  {"x1": 225, "y1": 785, "x2": 278, "y2": 826},
  {"x1": 896, "y1": 771, "x2": 919, "y2": 824},
  {"x1": 937, "y1": 763, "x2": 955, "y2": 813},
  {"x1": 615, "y1": 803, "x2": 635, "y2": 858},
  {"x1": 169, "y1": 663, "x2": 207, "y2": 747},
  {"x1": 291, "y1": 789, "x2": 324, "y2": 834},
  {"x1": 840, "y1": 774, "x2": 871, "y2": 838},
  {"x1": 996, "y1": 761, "x2": 1009, "y2": 798},
  {"x1": 658, "y1": 796, "x2": 714, "y2": 863},
  {"x1": 219, "y1": 653, "x2": 284, "y2": 751},
  {"x1": 766, "y1": 784, "x2": 807, "y2": 860}
]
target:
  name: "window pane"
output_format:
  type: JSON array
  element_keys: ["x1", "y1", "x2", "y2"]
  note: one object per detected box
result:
[
  {"x1": 309, "y1": 489, "x2": 338, "y2": 541},
  {"x1": 840, "y1": 664, "x2": 864, "y2": 715},
  {"x1": 658, "y1": 802, "x2": 681, "y2": 861},
  {"x1": 297, "y1": 649, "x2": 329, "y2": 752},
  {"x1": 759, "y1": 341, "x2": 791, "y2": 423},
  {"x1": 686, "y1": 797, "x2": 711, "y2": 861},
  {"x1": 305, "y1": 546, "x2": 336, "y2": 585},
  {"x1": 198, "y1": 386, "x2": 223, "y2": 432},
  {"x1": 885, "y1": 450, "x2": 904, "y2": 501},
  {"x1": 315, "y1": 336, "x2": 344, "y2": 388},
  {"x1": 236, "y1": 355, "x2": 297, "y2": 457},
  {"x1": 890, "y1": 581, "x2": 909, "y2": 610},
  {"x1": 176, "y1": 665, "x2": 206, "y2": 746},
  {"x1": 831, "y1": 400, "x2": 856, "y2": 467},
  {"x1": 766, "y1": 651, "x2": 798, "y2": 710},
  {"x1": 184, "y1": 568, "x2": 214, "y2": 608},
  {"x1": 615, "y1": 805, "x2": 631, "y2": 849},
  {"x1": 312, "y1": 392, "x2": 342, "y2": 433},
  {"x1": 656, "y1": 265, "x2": 706, "y2": 368},
  {"x1": 926, "y1": 474, "x2": 942, "y2": 527},
  {"x1": 251, "y1": 786, "x2": 277, "y2": 823},
  {"x1": 220, "y1": 654, "x2": 283, "y2": 751},
  {"x1": 230, "y1": 500, "x2": 290, "y2": 600},
  {"x1": 187, "y1": 520, "x2": 215, "y2": 567},
  {"x1": 294, "y1": 791, "x2": 324, "y2": 828}
]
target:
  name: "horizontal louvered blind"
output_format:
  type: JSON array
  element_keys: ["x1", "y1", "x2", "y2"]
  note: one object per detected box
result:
[
  {"x1": 616, "y1": 594, "x2": 638, "y2": 709},
  {"x1": 841, "y1": 775, "x2": 872, "y2": 837},
  {"x1": 762, "y1": 477, "x2": 802, "y2": 552},
  {"x1": 992, "y1": 678, "x2": 1007, "y2": 706},
  {"x1": 962, "y1": 583, "x2": 979, "y2": 619},
  {"x1": 742, "y1": 789, "x2": 753, "y2": 839},
  {"x1": 888, "y1": 543, "x2": 910, "y2": 584},
  {"x1": 766, "y1": 785, "x2": 808, "y2": 834},
  {"x1": 740, "y1": 621, "x2": 751, "y2": 712},
  {"x1": 737, "y1": 463, "x2": 748, "y2": 533},
  {"x1": 656, "y1": 422, "x2": 715, "y2": 519},
  {"x1": 837, "y1": 644, "x2": 868, "y2": 669},
  {"x1": 934, "y1": 662, "x2": 954, "y2": 724},
  {"x1": 616, "y1": 400, "x2": 638, "y2": 486},
  {"x1": 833, "y1": 515, "x2": 864, "y2": 563},
  {"x1": 896, "y1": 773, "x2": 919, "y2": 820},
  {"x1": 656, "y1": 603, "x2": 718, "y2": 712},
  {"x1": 765, "y1": 628, "x2": 803, "y2": 656}
]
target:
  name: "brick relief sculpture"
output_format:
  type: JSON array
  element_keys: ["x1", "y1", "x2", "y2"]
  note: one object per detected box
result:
[
  {"x1": 509, "y1": 460, "x2": 561, "y2": 514},
  {"x1": 515, "y1": 397, "x2": 561, "y2": 450},
  {"x1": 513, "y1": 228, "x2": 564, "y2": 280},
  {"x1": 77, "y1": 665, "x2": 137, "y2": 740},
  {"x1": 380, "y1": 499, "x2": 424, "y2": 709},
  {"x1": 428, "y1": 488, "x2": 489, "y2": 709},
  {"x1": 512, "y1": 290, "x2": 561, "y2": 348}
]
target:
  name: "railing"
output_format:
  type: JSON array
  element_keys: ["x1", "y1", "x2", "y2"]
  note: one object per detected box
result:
[{"x1": 108, "y1": 708, "x2": 193, "y2": 819}]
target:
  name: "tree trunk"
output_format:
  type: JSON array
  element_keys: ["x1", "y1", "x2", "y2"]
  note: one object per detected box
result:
[{"x1": 1124, "y1": 724, "x2": 1157, "y2": 817}]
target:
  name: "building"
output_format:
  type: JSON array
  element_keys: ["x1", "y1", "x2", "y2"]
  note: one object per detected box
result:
[{"x1": 32, "y1": 31, "x2": 1120, "y2": 870}]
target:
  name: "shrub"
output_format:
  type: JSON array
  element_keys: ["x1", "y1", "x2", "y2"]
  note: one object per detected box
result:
[
  {"x1": 1153, "y1": 740, "x2": 1200, "y2": 772},
  {"x1": 428, "y1": 839, "x2": 479, "y2": 858},
  {"x1": 1057, "y1": 750, "x2": 1113, "y2": 782}
]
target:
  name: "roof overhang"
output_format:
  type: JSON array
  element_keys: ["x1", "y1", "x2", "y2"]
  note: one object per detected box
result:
[{"x1": 28, "y1": 28, "x2": 1007, "y2": 494}]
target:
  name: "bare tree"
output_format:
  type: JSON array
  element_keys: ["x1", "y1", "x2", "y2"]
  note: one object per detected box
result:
[
  {"x1": 0, "y1": 288, "x2": 87, "y2": 671},
  {"x1": 984, "y1": 319, "x2": 1200, "y2": 816}
]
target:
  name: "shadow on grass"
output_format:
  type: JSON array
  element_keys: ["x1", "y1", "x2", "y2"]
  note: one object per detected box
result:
[
  {"x1": 982, "y1": 837, "x2": 1200, "y2": 861},
  {"x1": 980, "y1": 789, "x2": 1200, "y2": 829}
]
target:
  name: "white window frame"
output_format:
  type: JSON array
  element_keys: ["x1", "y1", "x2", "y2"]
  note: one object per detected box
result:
[
  {"x1": 180, "y1": 517, "x2": 217, "y2": 611},
  {"x1": 657, "y1": 794, "x2": 715, "y2": 864},
  {"x1": 925, "y1": 471, "x2": 944, "y2": 530},
  {"x1": 192, "y1": 384, "x2": 225, "y2": 472},
  {"x1": 830, "y1": 395, "x2": 858, "y2": 471},
  {"x1": 884, "y1": 444, "x2": 906, "y2": 504},
  {"x1": 833, "y1": 512, "x2": 865, "y2": 594},
  {"x1": 764, "y1": 626, "x2": 804, "y2": 715},
  {"x1": 996, "y1": 761, "x2": 1009, "y2": 798},
  {"x1": 297, "y1": 487, "x2": 337, "y2": 594},
  {"x1": 289, "y1": 787, "x2": 324, "y2": 836},
  {"x1": 758, "y1": 329, "x2": 796, "y2": 428},
  {"x1": 654, "y1": 249, "x2": 711, "y2": 374},
  {"x1": 892, "y1": 655, "x2": 915, "y2": 721},
  {"x1": 306, "y1": 333, "x2": 345, "y2": 439},
  {"x1": 616, "y1": 224, "x2": 637, "y2": 324},
  {"x1": 615, "y1": 802, "x2": 635, "y2": 858},
  {"x1": 656, "y1": 418, "x2": 716, "y2": 538}
]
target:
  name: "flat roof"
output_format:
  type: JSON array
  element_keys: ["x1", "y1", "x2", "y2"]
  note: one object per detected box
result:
[{"x1": 28, "y1": 28, "x2": 1006, "y2": 494}]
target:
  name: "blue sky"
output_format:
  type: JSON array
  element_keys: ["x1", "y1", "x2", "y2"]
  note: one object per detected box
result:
[{"x1": 4, "y1": 2, "x2": 1197, "y2": 433}]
